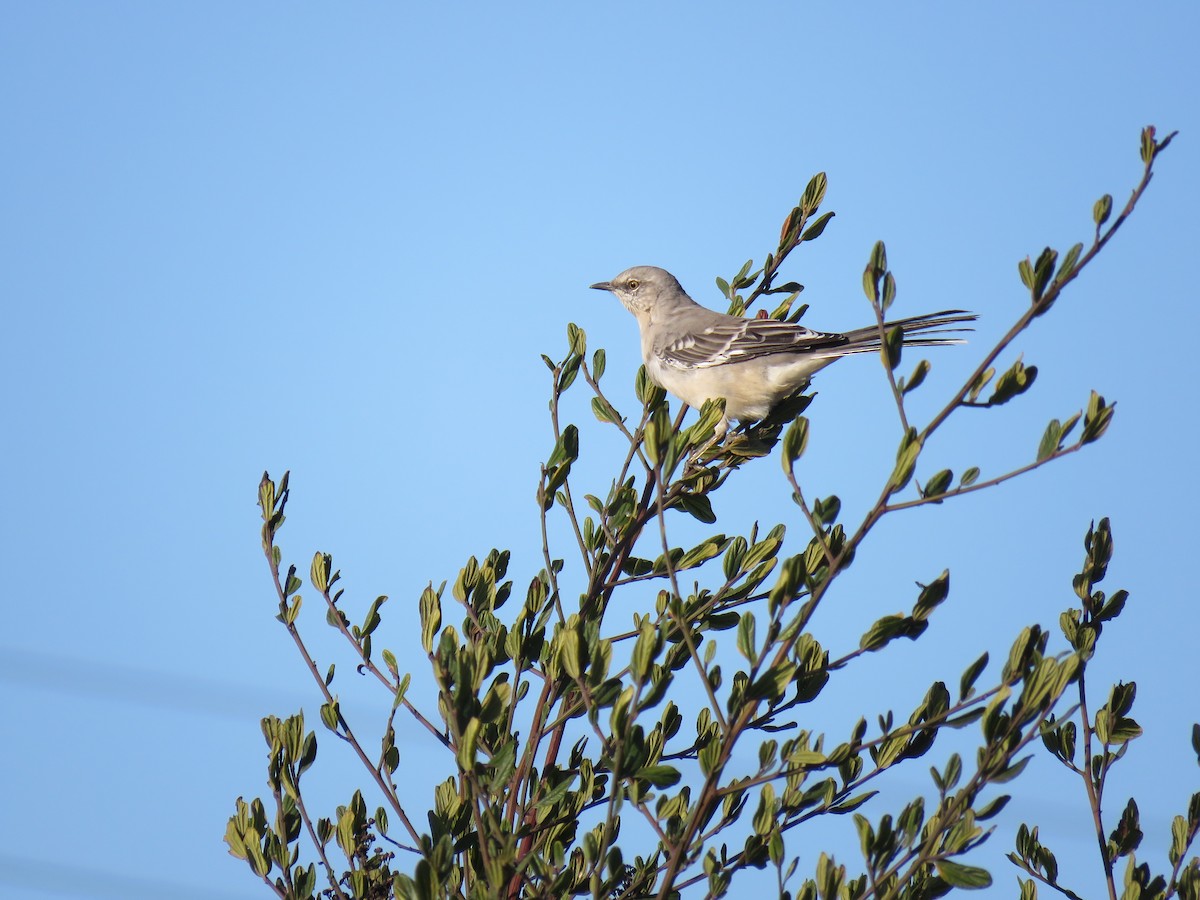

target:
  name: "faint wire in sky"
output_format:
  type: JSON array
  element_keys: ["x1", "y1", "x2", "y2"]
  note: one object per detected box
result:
[
  {"x1": 0, "y1": 850, "x2": 260, "y2": 900},
  {"x1": 0, "y1": 645, "x2": 304, "y2": 722}
]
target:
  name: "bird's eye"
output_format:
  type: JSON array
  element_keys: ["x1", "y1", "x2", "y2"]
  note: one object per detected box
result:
[{"x1": 626, "y1": 279, "x2": 640, "y2": 290}]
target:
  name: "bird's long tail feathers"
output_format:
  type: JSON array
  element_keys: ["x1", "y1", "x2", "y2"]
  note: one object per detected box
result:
[{"x1": 839, "y1": 309, "x2": 977, "y2": 353}]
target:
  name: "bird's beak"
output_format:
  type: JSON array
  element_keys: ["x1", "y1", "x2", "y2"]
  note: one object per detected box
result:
[{"x1": 589, "y1": 282, "x2": 614, "y2": 292}]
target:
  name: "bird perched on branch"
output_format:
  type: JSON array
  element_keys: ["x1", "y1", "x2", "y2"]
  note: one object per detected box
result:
[{"x1": 591, "y1": 265, "x2": 975, "y2": 434}]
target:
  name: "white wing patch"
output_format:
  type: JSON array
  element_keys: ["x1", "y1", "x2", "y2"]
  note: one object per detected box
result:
[{"x1": 657, "y1": 318, "x2": 847, "y2": 370}]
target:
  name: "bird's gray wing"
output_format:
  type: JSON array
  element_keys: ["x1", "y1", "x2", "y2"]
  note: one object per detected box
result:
[{"x1": 655, "y1": 313, "x2": 848, "y2": 370}]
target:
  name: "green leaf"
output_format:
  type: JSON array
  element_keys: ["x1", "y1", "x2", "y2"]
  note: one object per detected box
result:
[
  {"x1": 914, "y1": 570, "x2": 950, "y2": 619},
  {"x1": 678, "y1": 535, "x2": 726, "y2": 570},
  {"x1": 393, "y1": 673, "x2": 410, "y2": 709},
  {"x1": 781, "y1": 416, "x2": 809, "y2": 473},
  {"x1": 737, "y1": 613, "x2": 757, "y2": 662},
  {"x1": 901, "y1": 359, "x2": 930, "y2": 395},
  {"x1": 320, "y1": 699, "x2": 340, "y2": 733},
  {"x1": 1109, "y1": 681, "x2": 1137, "y2": 717},
  {"x1": 566, "y1": 322, "x2": 586, "y2": 356},
  {"x1": 1093, "y1": 194, "x2": 1113, "y2": 227},
  {"x1": 870, "y1": 241, "x2": 887, "y2": 273},
  {"x1": 381, "y1": 648, "x2": 398, "y2": 674},
  {"x1": 723, "y1": 536, "x2": 747, "y2": 580},
  {"x1": 455, "y1": 717, "x2": 481, "y2": 771},
  {"x1": 937, "y1": 754, "x2": 962, "y2": 792},
  {"x1": 1141, "y1": 126, "x2": 1156, "y2": 164},
  {"x1": 960, "y1": 467, "x2": 980, "y2": 488},
  {"x1": 988, "y1": 356, "x2": 1038, "y2": 405},
  {"x1": 767, "y1": 555, "x2": 806, "y2": 617},
  {"x1": 257, "y1": 474, "x2": 276, "y2": 519},
  {"x1": 882, "y1": 271, "x2": 896, "y2": 312},
  {"x1": 591, "y1": 348, "x2": 606, "y2": 380},
  {"x1": 360, "y1": 596, "x2": 385, "y2": 637},
  {"x1": 420, "y1": 585, "x2": 441, "y2": 654},
  {"x1": 636, "y1": 366, "x2": 666, "y2": 408},
  {"x1": 923, "y1": 469, "x2": 953, "y2": 499},
  {"x1": 1108, "y1": 798, "x2": 1143, "y2": 857},
  {"x1": 801, "y1": 172, "x2": 828, "y2": 213},
  {"x1": 559, "y1": 629, "x2": 581, "y2": 679},
  {"x1": 813, "y1": 494, "x2": 841, "y2": 527},
  {"x1": 1018, "y1": 257, "x2": 1034, "y2": 290},
  {"x1": 1109, "y1": 716, "x2": 1142, "y2": 743},
  {"x1": 1056, "y1": 242, "x2": 1084, "y2": 281},
  {"x1": 959, "y1": 652, "x2": 988, "y2": 700},
  {"x1": 1059, "y1": 411, "x2": 1081, "y2": 442},
  {"x1": 643, "y1": 405, "x2": 670, "y2": 466},
  {"x1": 284, "y1": 567, "x2": 301, "y2": 598},
  {"x1": 733, "y1": 258, "x2": 755, "y2": 287},
  {"x1": 1031, "y1": 247, "x2": 1058, "y2": 303},
  {"x1": 830, "y1": 791, "x2": 877, "y2": 814},
  {"x1": 748, "y1": 661, "x2": 797, "y2": 703},
  {"x1": 966, "y1": 367, "x2": 995, "y2": 403},
  {"x1": 862, "y1": 266, "x2": 878, "y2": 303},
  {"x1": 685, "y1": 399, "x2": 726, "y2": 448},
  {"x1": 1170, "y1": 814, "x2": 1189, "y2": 866},
  {"x1": 635, "y1": 765, "x2": 681, "y2": 787},
  {"x1": 887, "y1": 429, "x2": 923, "y2": 495},
  {"x1": 310, "y1": 552, "x2": 331, "y2": 592},
  {"x1": 591, "y1": 396, "x2": 621, "y2": 424},
  {"x1": 1053, "y1": 721, "x2": 1077, "y2": 764},
  {"x1": 1037, "y1": 419, "x2": 1063, "y2": 462},
  {"x1": 282, "y1": 594, "x2": 302, "y2": 624},
  {"x1": 883, "y1": 323, "x2": 903, "y2": 370},
  {"x1": 546, "y1": 424, "x2": 580, "y2": 469},
  {"x1": 1099, "y1": 588, "x2": 1123, "y2": 624},
  {"x1": 557, "y1": 353, "x2": 582, "y2": 392},
  {"x1": 935, "y1": 860, "x2": 992, "y2": 889},
  {"x1": 859, "y1": 614, "x2": 920, "y2": 652},
  {"x1": 800, "y1": 211, "x2": 835, "y2": 243},
  {"x1": 769, "y1": 281, "x2": 804, "y2": 296},
  {"x1": 862, "y1": 242, "x2": 887, "y2": 303},
  {"x1": 673, "y1": 493, "x2": 717, "y2": 524},
  {"x1": 991, "y1": 754, "x2": 1032, "y2": 784},
  {"x1": 631, "y1": 621, "x2": 658, "y2": 684},
  {"x1": 976, "y1": 794, "x2": 1010, "y2": 820},
  {"x1": 1081, "y1": 391, "x2": 1115, "y2": 444}
]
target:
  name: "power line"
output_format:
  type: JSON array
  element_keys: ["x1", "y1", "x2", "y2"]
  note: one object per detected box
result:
[
  {"x1": 0, "y1": 645, "x2": 307, "y2": 722},
  {"x1": 0, "y1": 851, "x2": 260, "y2": 900}
]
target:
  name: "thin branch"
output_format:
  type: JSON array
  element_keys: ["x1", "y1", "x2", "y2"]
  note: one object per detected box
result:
[
  {"x1": 547, "y1": 368, "x2": 594, "y2": 572},
  {"x1": 881, "y1": 441, "x2": 1085, "y2": 514},
  {"x1": 315, "y1": 583, "x2": 450, "y2": 750},
  {"x1": 921, "y1": 135, "x2": 1168, "y2": 445},
  {"x1": 1077, "y1": 666, "x2": 1120, "y2": 900},
  {"x1": 868, "y1": 718, "x2": 1053, "y2": 900},
  {"x1": 869, "y1": 298, "x2": 911, "y2": 434},
  {"x1": 264, "y1": 548, "x2": 421, "y2": 846},
  {"x1": 537, "y1": 464, "x2": 567, "y2": 627},
  {"x1": 1010, "y1": 858, "x2": 1088, "y2": 900},
  {"x1": 582, "y1": 359, "x2": 639, "y2": 445},
  {"x1": 655, "y1": 467, "x2": 728, "y2": 731},
  {"x1": 784, "y1": 465, "x2": 837, "y2": 571},
  {"x1": 293, "y1": 786, "x2": 352, "y2": 900}
]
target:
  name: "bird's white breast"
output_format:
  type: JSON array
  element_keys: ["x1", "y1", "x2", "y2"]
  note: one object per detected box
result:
[{"x1": 645, "y1": 351, "x2": 836, "y2": 421}]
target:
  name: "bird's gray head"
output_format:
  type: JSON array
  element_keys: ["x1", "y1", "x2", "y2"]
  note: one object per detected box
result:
[{"x1": 589, "y1": 265, "x2": 692, "y2": 316}]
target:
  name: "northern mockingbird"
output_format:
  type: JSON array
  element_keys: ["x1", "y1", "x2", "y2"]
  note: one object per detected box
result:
[{"x1": 591, "y1": 265, "x2": 975, "y2": 428}]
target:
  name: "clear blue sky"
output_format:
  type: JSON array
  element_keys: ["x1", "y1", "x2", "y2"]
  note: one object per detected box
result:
[{"x1": 2, "y1": 4, "x2": 1197, "y2": 898}]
